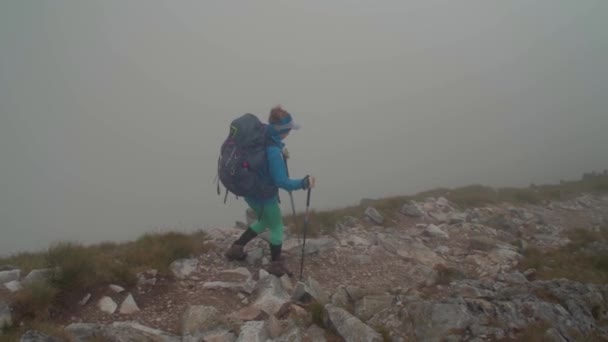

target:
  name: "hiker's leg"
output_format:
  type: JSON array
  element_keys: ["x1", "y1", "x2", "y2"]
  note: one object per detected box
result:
[
  {"x1": 247, "y1": 199, "x2": 269, "y2": 234},
  {"x1": 226, "y1": 200, "x2": 265, "y2": 261},
  {"x1": 265, "y1": 200, "x2": 285, "y2": 258},
  {"x1": 263, "y1": 201, "x2": 291, "y2": 276}
]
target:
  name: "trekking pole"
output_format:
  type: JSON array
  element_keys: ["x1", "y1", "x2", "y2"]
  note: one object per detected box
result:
[
  {"x1": 283, "y1": 156, "x2": 297, "y2": 278},
  {"x1": 284, "y1": 156, "x2": 298, "y2": 233},
  {"x1": 299, "y1": 186, "x2": 312, "y2": 281}
]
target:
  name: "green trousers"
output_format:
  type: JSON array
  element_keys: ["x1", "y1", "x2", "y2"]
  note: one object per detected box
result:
[{"x1": 246, "y1": 198, "x2": 284, "y2": 246}]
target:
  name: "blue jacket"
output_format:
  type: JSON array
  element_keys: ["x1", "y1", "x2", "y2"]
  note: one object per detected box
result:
[{"x1": 245, "y1": 126, "x2": 305, "y2": 204}]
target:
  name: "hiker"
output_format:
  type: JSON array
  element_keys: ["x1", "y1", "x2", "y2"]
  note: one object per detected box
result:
[{"x1": 224, "y1": 106, "x2": 315, "y2": 277}]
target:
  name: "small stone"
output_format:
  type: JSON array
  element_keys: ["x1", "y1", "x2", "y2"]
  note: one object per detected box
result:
[
  {"x1": 364, "y1": 207, "x2": 384, "y2": 225},
  {"x1": 119, "y1": 293, "x2": 140, "y2": 314},
  {"x1": 79, "y1": 293, "x2": 91, "y2": 306},
  {"x1": 4, "y1": 280, "x2": 22, "y2": 292},
  {"x1": 109, "y1": 284, "x2": 125, "y2": 293},
  {"x1": 98, "y1": 296, "x2": 117, "y2": 314}
]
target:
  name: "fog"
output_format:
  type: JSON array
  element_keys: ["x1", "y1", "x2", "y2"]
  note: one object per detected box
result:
[{"x1": 1, "y1": 1, "x2": 607, "y2": 255}]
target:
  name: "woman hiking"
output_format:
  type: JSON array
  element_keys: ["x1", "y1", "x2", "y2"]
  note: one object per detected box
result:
[{"x1": 224, "y1": 106, "x2": 315, "y2": 277}]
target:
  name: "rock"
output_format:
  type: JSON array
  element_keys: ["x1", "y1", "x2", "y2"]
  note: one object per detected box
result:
[
  {"x1": 220, "y1": 267, "x2": 252, "y2": 281},
  {"x1": 469, "y1": 236, "x2": 500, "y2": 251},
  {"x1": 280, "y1": 274, "x2": 293, "y2": 292},
  {"x1": 203, "y1": 281, "x2": 256, "y2": 295},
  {"x1": 1, "y1": 300, "x2": 12, "y2": 329},
  {"x1": 429, "y1": 211, "x2": 449, "y2": 224},
  {"x1": 66, "y1": 322, "x2": 180, "y2": 342},
  {"x1": 0, "y1": 269, "x2": 21, "y2": 283},
  {"x1": 435, "y1": 246, "x2": 451, "y2": 255},
  {"x1": 436, "y1": 197, "x2": 449, "y2": 207},
  {"x1": 355, "y1": 295, "x2": 393, "y2": 321},
  {"x1": 425, "y1": 224, "x2": 449, "y2": 239},
  {"x1": 267, "y1": 314, "x2": 282, "y2": 339},
  {"x1": 252, "y1": 275, "x2": 290, "y2": 315},
  {"x1": 523, "y1": 268, "x2": 537, "y2": 280},
  {"x1": 260, "y1": 269, "x2": 270, "y2": 279},
  {"x1": 98, "y1": 296, "x2": 117, "y2": 314},
  {"x1": 448, "y1": 212, "x2": 468, "y2": 224},
  {"x1": 246, "y1": 248, "x2": 264, "y2": 265},
  {"x1": 345, "y1": 235, "x2": 371, "y2": 247},
  {"x1": 119, "y1": 293, "x2": 140, "y2": 314},
  {"x1": 107, "y1": 321, "x2": 180, "y2": 342},
  {"x1": 5, "y1": 280, "x2": 22, "y2": 292},
  {"x1": 355, "y1": 255, "x2": 372, "y2": 265},
  {"x1": 490, "y1": 248, "x2": 522, "y2": 263},
  {"x1": 292, "y1": 277, "x2": 329, "y2": 304},
  {"x1": 400, "y1": 203, "x2": 423, "y2": 217},
  {"x1": 343, "y1": 216, "x2": 360, "y2": 228},
  {"x1": 0, "y1": 265, "x2": 18, "y2": 271},
  {"x1": 236, "y1": 321, "x2": 268, "y2": 342},
  {"x1": 365, "y1": 207, "x2": 384, "y2": 225},
  {"x1": 22, "y1": 269, "x2": 53, "y2": 285},
  {"x1": 404, "y1": 263, "x2": 439, "y2": 287},
  {"x1": 169, "y1": 258, "x2": 198, "y2": 279},
  {"x1": 185, "y1": 330, "x2": 236, "y2": 342},
  {"x1": 235, "y1": 221, "x2": 248, "y2": 230},
  {"x1": 271, "y1": 320, "x2": 303, "y2": 342},
  {"x1": 109, "y1": 284, "x2": 125, "y2": 293},
  {"x1": 376, "y1": 233, "x2": 399, "y2": 254},
  {"x1": 204, "y1": 267, "x2": 255, "y2": 294},
  {"x1": 408, "y1": 300, "x2": 473, "y2": 342},
  {"x1": 324, "y1": 304, "x2": 382, "y2": 341},
  {"x1": 19, "y1": 330, "x2": 61, "y2": 342},
  {"x1": 483, "y1": 215, "x2": 518, "y2": 234},
  {"x1": 305, "y1": 325, "x2": 327, "y2": 342},
  {"x1": 182, "y1": 305, "x2": 224, "y2": 340},
  {"x1": 331, "y1": 288, "x2": 351, "y2": 308},
  {"x1": 396, "y1": 242, "x2": 442, "y2": 266},
  {"x1": 137, "y1": 269, "x2": 158, "y2": 286},
  {"x1": 64, "y1": 323, "x2": 105, "y2": 340},
  {"x1": 287, "y1": 238, "x2": 336, "y2": 256},
  {"x1": 231, "y1": 306, "x2": 268, "y2": 321}
]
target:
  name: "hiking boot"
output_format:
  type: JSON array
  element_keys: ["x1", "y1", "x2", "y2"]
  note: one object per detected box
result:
[
  {"x1": 225, "y1": 244, "x2": 247, "y2": 261},
  {"x1": 266, "y1": 260, "x2": 292, "y2": 277}
]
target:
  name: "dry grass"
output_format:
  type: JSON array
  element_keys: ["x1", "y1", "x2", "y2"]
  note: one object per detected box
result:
[
  {"x1": 0, "y1": 252, "x2": 47, "y2": 275},
  {"x1": 46, "y1": 242, "x2": 98, "y2": 293},
  {"x1": 0, "y1": 321, "x2": 74, "y2": 342},
  {"x1": 11, "y1": 280, "x2": 59, "y2": 321},
  {"x1": 285, "y1": 173, "x2": 608, "y2": 236},
  {"x1": 0, "y1": 230, "x2": 209, "y2": 331},
  {"x1": 507, "y1": 320, "x2": 552, "y2": 341},
  {"x1": 434, "y1": 264, "x2": 466, "y2": 285},
  {"x1": 518, "y1": 227, "x2": 608, "y2": 284},
  {"x1": 122, "y1": 230, "x2": 209, "y2": 273}
]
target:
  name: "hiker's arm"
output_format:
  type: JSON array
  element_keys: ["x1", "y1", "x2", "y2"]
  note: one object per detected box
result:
[{"x1": 267, "y1": 146, "x2": 304, "y2": 191}]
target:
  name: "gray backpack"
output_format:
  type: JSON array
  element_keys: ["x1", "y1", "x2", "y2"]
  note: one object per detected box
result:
[{"x1": 217, "y1": 113, "x2": 278, "y2": 201}]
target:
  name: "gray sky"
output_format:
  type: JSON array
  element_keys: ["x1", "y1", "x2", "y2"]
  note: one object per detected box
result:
[{"x1": 1, "y1": 1, "x2": 607, "y2": 255}]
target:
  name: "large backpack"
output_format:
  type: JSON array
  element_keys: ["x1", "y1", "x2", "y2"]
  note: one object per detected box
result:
[{"x1": 217, "y1": 113, "x2": 278, "y2": 201}]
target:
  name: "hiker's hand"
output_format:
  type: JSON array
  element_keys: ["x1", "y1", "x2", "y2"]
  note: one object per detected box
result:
[
  {"x1": 282, "y1": 148, "x2": 289, "y2": 160},
  {"x1": 303, "y1": 176, "x2": 316, "y2": 189}
]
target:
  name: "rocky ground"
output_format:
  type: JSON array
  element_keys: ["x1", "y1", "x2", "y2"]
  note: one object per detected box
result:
[{"x1": 2, "y1": 193, "x2": 608, "y2": 341}]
